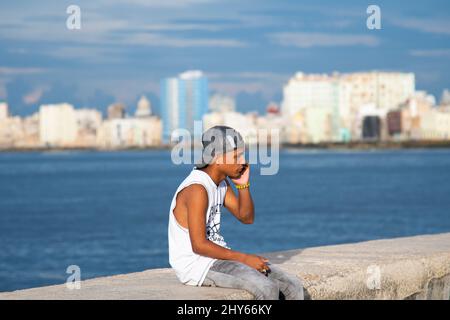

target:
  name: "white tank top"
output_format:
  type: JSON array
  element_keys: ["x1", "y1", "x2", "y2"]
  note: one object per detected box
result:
[{"x1": 168, "y1": 168, "x2": 229, "y2": 286}]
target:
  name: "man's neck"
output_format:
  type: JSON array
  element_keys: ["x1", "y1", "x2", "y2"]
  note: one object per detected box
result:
[{"x1": 199, "y1": 166, "x2": 226, "y2": 187}]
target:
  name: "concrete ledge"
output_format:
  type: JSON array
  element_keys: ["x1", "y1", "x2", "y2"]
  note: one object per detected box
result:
[{"x1": 1, "y1": 233, "x2": 450, "y2": 300}]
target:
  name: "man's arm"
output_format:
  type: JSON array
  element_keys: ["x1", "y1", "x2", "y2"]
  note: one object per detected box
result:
[
  {"x1": 223, "y1": 179, "x2": 254, "y2": 224},
  {"x1": 224, "y1": 164, "x2": 254, "y2": 224},
  {"x1": 186, "y1": 184, "x2": 267, "y2": 271}
]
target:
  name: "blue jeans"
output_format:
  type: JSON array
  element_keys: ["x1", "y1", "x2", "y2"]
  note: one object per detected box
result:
[{"x1": 202, "y1": 259, "x2": 304, "y2": 300}]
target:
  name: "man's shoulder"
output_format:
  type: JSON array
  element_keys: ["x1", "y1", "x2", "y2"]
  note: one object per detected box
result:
[
  {"x1": 179, "y1": 183, "x2": 208, "y2": 202},
  {"x1": 184, "y1": 183, "x2": 208, "y2": 193}
]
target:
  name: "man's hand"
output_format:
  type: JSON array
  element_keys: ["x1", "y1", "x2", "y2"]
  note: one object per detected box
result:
[
  {"x1": 225, "y1": 156, "x2": 254, "y2": 224},
  {"x1": 231, "y1": 163, "x2": 250, "y2": 185},
  {"x1": 241, "y1": 254, "x2": 270, "y2": 273}
]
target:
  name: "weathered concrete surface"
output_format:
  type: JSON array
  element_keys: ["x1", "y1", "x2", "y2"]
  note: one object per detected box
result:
[{"x1": 1, "y1": 233, "x2": 449, "y2": 300}]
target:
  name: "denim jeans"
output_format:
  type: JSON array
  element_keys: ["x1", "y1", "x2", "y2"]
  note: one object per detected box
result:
[{"x1": 202, "y1": 259, "x2": 304, "y2": 300}]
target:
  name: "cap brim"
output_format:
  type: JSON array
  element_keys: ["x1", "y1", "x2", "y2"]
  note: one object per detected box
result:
[{"x1": 194, "y1": 162, "x2": 208, "y2": 169}]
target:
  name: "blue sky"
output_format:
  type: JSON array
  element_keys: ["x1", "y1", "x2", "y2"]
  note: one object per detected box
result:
[{"x1": 0, "y1": 0, "x2": 449, "y2": 116}]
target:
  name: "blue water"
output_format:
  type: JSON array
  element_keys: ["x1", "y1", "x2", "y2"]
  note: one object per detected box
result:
[{"x1": 1, "y1": 149, "x2": 450, "y2": 292}]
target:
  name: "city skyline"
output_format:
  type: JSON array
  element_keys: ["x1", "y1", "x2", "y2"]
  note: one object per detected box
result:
[
  {"x1": 2, "y1": 69, "x2": 450, "y2": 149},
  {"x1": 0, "y1": 0, "x2": 449, "y2": 117},
  {"x1": 0, "y1": 68, "x2": 448, "y2": 119}
]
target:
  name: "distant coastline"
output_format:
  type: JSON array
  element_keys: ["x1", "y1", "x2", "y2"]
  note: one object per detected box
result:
[
  {"x1": 283, "y1": 140, "x2": 450, "y2": 150},
  {"x1": 2, "y1": 140, "x2": 450, "y2": 152}
]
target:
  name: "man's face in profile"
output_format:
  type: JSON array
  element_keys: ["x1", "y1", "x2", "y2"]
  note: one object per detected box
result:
[{"x1": 216, "y1": 148, "x2": 246, "y2": 179}]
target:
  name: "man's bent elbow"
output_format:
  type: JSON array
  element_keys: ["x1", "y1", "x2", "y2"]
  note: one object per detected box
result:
[
  {"x1": 241, "y1": 216, "x2": 254, "y2": 224},
  {"x1": 191, "y1": 241, "x2": 208, "y2": 255}
]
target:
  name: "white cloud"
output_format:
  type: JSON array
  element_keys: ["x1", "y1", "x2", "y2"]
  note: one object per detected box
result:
[
  {"x1": 210, "y1": 81, "x2": 274, "y2": 96},
  {"x1": 268, "y1": 32, "x2": 380, "y2": 48},
  {"x1": 0, "y1": 67, "x2": 45, "y2": 75},
  {"x1": 207, "y1": 71, "x2": 289, "y2": 84},
  {"x1": 0, "y1": 10, "x2": 245, "y2": 50},
  {"x1": 140, "y1": 23, "x2": 223, "y2": 32},
  {"x1": 43, "y1": 46, "x2": 125, "y2": 64},
  {"x1": 101, "y1": 0, "x2": 215, "y2": 8},
  {"x1": 124, "y1": 33, "x2": 246, "y2": 47},
  {"x1": 409, "y1": 49, "x2": 450, "y2": 58},
  {"x1": 392, "y1": 18, "x2": 450, "y2": 35}
]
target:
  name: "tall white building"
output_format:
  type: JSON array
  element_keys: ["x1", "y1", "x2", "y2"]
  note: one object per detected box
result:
[
  {"x1": 161, "y1": 70, "x2": 209, "y2": 142},
  {"x1": 281, "y1": 71, "x2": 415, "y2": 142},
  {"x1": 281, "y1": 72, "x2": 340, "y2": 142},
  {"x1": 281, "y1": 72, "x2": 340, "y2": 116},
  {"x1": 341, "y1": 72, "x2": 415, "y2": 124},
  {"x1": 39, "y1": 103, "x2": 78, "y2": 146},
  {"x1": 345, "y1": 72, "x2": 415, "y2": 139},
  {"x1": 0, "y1": 102, "x2": 8, "y2": 120},
  {"x1": 302, "y1": 106, "x2": 334, "y2": 144}
]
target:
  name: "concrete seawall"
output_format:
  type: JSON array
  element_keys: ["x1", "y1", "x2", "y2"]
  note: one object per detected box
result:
[{"x1": 1, "y1": 233, "x2": 449, "y2": 300}]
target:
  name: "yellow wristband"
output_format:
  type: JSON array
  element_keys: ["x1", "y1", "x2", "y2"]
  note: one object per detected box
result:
[{"x1": 235, "y1": 182, "x2": 250, "y2": 190}]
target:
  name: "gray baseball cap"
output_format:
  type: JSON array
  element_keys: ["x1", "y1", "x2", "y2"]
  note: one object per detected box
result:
[{"x1": 195, "y1": 125, "x2": 245, "y2": 169}]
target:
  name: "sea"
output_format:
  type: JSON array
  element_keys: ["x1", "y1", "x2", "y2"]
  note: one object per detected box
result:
[{"x1": 1, "y1": 148, "x2": 449, "y2": 291}]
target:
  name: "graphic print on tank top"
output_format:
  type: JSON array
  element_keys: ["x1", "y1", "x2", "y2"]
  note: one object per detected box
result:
[{"x1": 206, "y1": 203, "x2": 228, "y2": 248}]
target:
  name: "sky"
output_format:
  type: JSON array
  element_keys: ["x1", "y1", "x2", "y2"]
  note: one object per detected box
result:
[{"x1": 0, "y1": 0, "x2": 449, "y2": 116}]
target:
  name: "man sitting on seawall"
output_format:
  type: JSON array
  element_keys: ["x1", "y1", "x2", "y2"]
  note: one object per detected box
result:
[{"x1": 168, "y1": 125, "x2": 304, "y2": 300}]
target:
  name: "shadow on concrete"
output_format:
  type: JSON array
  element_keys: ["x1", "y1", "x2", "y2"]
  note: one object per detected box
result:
[{"x1": 260, "y1": 248, "x2": 304, "y2": 264}]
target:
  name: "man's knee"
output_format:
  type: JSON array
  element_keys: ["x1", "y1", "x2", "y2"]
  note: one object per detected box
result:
[
  {"x1": 288, "y1": 274, "x2": 303, "y2": 289},
  {"x1": 253, "y1": 279, "x2": 279, "y2": 300},
  {"x1": 285, "y1": 275, "x2": 305, "y2": 300}
]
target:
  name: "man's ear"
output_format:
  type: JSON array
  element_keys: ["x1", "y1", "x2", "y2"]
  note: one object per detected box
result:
[{"x1": 214, "y1": 154, "x2": 224, "y2": 165}]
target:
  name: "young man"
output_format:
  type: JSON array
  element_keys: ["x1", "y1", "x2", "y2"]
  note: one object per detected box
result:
[{"x1": 168, "y1": 125, "x2": 304, "y2": 300}]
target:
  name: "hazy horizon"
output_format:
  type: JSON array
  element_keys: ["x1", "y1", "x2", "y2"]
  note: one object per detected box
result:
[{"x1": 1, "y1": 0, "x2": 449, "y2": 117}]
